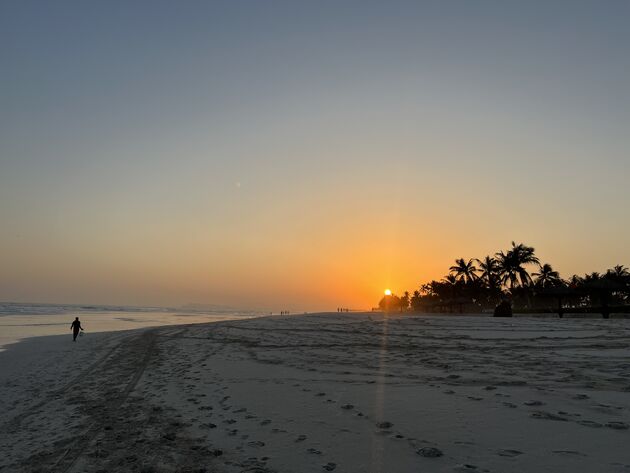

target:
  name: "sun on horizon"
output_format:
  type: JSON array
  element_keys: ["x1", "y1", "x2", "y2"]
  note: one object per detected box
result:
[{"x1": 384, "y1": 289, "x2": 392, "y2": 296}]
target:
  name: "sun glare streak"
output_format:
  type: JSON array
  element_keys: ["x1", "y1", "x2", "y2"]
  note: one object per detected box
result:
[{"x1": 371, "y1": 314, "x2": 390, "y2": 470}]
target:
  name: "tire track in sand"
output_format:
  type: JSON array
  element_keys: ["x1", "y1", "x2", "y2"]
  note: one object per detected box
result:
[
  {"x1": 11, "y1": 329, "x2": 158, "y2": 472},
  {"x1": 58, "y1": 329, "x2": 158, "y2": 473},
  {"x1": 2, "y1": 331, "x2": 134, "y2": 435}
]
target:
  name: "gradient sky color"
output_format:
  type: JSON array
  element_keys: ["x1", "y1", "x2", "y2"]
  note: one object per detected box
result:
[{"x1": 1, "y1": 1, "x2": 629, "y2": 311}]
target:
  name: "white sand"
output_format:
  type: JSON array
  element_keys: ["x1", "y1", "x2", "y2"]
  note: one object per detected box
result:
[{"x1": 1, "y1": 313, "x2": 629, "y2": 472}]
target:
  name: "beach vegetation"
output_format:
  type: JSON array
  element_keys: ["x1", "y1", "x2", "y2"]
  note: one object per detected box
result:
[{"x1": 387, "y1": 243, "x2": 630, "y2": 318}]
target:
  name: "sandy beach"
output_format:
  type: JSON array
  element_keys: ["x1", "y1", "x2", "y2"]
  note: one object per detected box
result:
[{"x1": 1, "y1": 313, "x2": 629, "y2": 472}]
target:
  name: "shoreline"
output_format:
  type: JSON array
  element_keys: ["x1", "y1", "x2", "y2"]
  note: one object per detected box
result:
[
  {"x1": 1, "y1": 313, "x2": 629, "y2": 472},
  {"x1": 3, "y1": 309, "x2": 628, "y2": 352},
  {"x1": 0, "y1": 310, "x2": 262, "y2": 352}
]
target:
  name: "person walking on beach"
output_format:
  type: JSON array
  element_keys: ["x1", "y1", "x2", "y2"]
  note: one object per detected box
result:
[{"x1": 70, "y1": 317, "x2": 84, "y2": 342}]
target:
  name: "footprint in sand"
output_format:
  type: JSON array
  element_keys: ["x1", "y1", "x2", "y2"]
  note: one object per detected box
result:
[
  {"x1": 578, "y1": 420, "x2": 603, "y2": 428},
  {"x1": 497, "y1": 449, "x2": 523, "y2": 457},
  {"x1": 416, "y1": 447, "x2": 443, "y2": 458},
  {"x1": 322, "y1": 462, "x2": 337, "y2": 471},
  {"x1": 453, "y1": 464, "x2": 479, "y2": 471},
  {"x1": 530, "y1": 411, "x2": 567, "y2": 421},
  {"x1": 295, "y1": 434, "x2": 307, "y2": 442},
  {"x1": 340, "y1": 404, "x2": 354, "y2": 410},
  {"x1": 307, "y1": 448, "x2": 322, "y2": 455},
  {"x1": 523, "y1": 400, "x2": 544, "y2": 406},
  {"x1": 552, "y1": 450, "x2": 586, "y2": 456},
  {"x1": 605, "y1": 421, "x2": 629, "y2": 430},
  {"x1": 572, "y1": 394, "x2": 590, "y2": 400}
]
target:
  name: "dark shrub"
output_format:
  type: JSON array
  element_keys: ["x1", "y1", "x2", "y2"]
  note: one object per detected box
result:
[{"x1": 494, "y1": 300, "x2": 513, "y2": 317}]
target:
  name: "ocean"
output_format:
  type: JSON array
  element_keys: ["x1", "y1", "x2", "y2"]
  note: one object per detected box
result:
[{"x1": 0, "y1": 302, "x2": 262, "y2": 351}]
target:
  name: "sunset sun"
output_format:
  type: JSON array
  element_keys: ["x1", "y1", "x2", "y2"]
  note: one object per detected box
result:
[{"x1": 384, "y1": 289, "x2": 392, "y2": 296}]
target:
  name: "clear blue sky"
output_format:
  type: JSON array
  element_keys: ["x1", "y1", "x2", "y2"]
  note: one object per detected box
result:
[{"x1": 1, "y1": 1, "x2": 629, "y2": 309}]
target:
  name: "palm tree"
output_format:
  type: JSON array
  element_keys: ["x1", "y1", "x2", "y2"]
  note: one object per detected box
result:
[
  {"x1": 495, "y1": 241, "x2": 540, "y2": 289},
  {"x1": 583, "y1": 272, "x2": 602, "y2": 284},
  {"x1": 532, "y1": 263, "x2": 562, "y2": 289},
  {"x1": 605, "y1": 265, "x2": 630, "y2": 282},
  {"x1": 604, "y1": 265, "x2": 630, "y2": 303},
  {"x1": 400, "y1": 291, "x2": 410, "y2": 312},
  {"x1": 440, "y1": 274, "x2": 459, "y2": 303},
  {"x1": 442, "y1": 274, "x2": 458, "y2": 285},
  {"x1": 568, "y1": 274, "x2": 583, "y2": 287},
  {"x1": 410, "y1": 290, "x2": 422, "y2": 311},
  {"x1": 476, "y1": 256, "x2": 499, "y2": 289},
  {"x1": 449, "y1": 258, "x2": 478, "y2": 283},
  {"x1": 475, "y1": 255, "x2": 502, "y2": 307}
]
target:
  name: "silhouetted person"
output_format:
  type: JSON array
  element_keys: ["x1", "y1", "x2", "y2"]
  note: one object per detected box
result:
[{"x1": 70, "y1": 317, "x2": 84, "y2": 341}]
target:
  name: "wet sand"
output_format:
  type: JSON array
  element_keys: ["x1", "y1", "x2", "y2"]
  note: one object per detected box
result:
[
  {"x1": 0, "y1": 306, "x2": 257, "y2": 352},
  {"x1": 1, "y1": 313, "x2": 629, "y2": 472}
]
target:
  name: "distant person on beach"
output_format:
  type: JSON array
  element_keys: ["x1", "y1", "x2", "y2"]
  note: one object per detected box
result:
[{"x1": 70, "y1": 317, "x2": 84, "y2": 341}]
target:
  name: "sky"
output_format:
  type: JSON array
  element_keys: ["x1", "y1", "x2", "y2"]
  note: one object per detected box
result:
[{"x1": 1, "y1": 1, "x2": 629, "y2": 311}]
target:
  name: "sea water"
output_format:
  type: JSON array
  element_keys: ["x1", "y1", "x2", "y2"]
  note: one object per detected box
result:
[{"x1": 0, "y1": 302, "x2": 261, "y2": 351}]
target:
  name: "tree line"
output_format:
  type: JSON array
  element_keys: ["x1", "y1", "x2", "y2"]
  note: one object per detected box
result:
[{"x1": 379, "y1": 241, "x2": 630, "y2": 317}]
